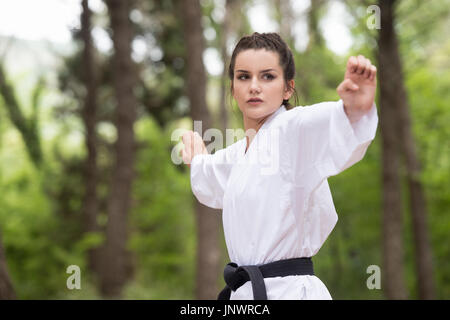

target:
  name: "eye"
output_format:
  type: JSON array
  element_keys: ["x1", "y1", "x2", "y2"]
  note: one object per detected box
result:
[
  {"x1": 262, "y1": 73, "x2": 275, "y2": 80},
  {"x1": 236, "y1": 74, "x2": 249, "y2": 80}
]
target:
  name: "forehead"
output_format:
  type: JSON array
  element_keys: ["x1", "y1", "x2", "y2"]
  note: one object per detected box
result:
[{"x1": 234, "y1": 49, "x2": 281, "y2": 72}]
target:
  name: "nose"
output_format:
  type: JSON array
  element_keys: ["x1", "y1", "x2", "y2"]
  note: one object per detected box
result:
[{"x1": 249, "y1": 77, "x2": 261, "y2": 94}]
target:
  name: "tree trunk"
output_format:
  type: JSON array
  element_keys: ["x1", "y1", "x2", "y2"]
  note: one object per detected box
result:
[
  {"x1": 306, "y1": 0, "x2": 326, "y2": 50},
  {"x1": 219, "y1": 0, "x2": 244, "y2": 134},
  {"x1": 180, "y1": 0, "x2": 222, "y2": 300},
  {"x1": 402, "y1": 129, "x2": 435, "y2": 299},
  {"x1": 218, "y1": 0, "x2": 233, "y2": 134},
  {"x1": 379, "y1": 0, "x2": 435, "y2": 300},
  {"x1": 274, "y1": 0, "x2": 295, "y2": 47},
  {"x1": 377, "y1": 0, "x2": 408, "y2": 300},
  {"x1": 80, "y1": 0, "x2": 101, "y2": 277},
  {"x1": 100, "y1": 0, "x2": 138, "y2": 298},
  {"x1": 0, "y1": 231, "x2": 16, "y2": 300},
  {"x1": 295, "y1": 0, "x2": 327, "y2": 104}
]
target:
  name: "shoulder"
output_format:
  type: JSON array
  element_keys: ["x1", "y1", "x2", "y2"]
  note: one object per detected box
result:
[
  {"x1": 290, "y1": 101, "x2": 339, "y2": 116},
  {"x1": 263, "y1": 101, "x2": 342, "y2": 145},
  {"x1": 284, "y1": 101, "x2": 342, "y2": 128}
]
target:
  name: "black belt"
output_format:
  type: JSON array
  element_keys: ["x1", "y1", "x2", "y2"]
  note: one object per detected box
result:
[{"x1": 218, "y1": 257, "x2": 314, "y2": 300}]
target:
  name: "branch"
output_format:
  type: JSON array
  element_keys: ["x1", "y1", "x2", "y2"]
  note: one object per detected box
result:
[{"x1": 0, "y1": 64, "x2": 43, "y2": 167}]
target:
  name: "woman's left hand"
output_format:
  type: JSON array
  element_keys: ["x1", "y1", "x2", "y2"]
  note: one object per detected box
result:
[{"x1": 337, "y1": 55, "x2": 377, "y2": 123}]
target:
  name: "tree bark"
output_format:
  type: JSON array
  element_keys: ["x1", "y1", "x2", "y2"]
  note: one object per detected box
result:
[
  {"x1": 218, "y1": 0, "x2": 233, "y2": 134},
  {"x1": 274, "y1": 0, "x2": 295, "y2": 47},
  {"x1": 80, "y1": 0, "x2": 101, "y2": 277},
  {"x1": 295, "y1": 0, "x2": 327, "y2": 104},
  {"x1": 377, "y1": 0, "x2": 408, "y2": 300},
  {"x1": 0, "y1": 231, "x2": 16, "y2": 300},
  {"x1": 180, "y1": 0, "x2": 222, "y2": 299},
  {"x1": 100, "y1": 0, "x2": 138, "y2": 298},
  {"x1": 379, "y1": 0, "x2": 435, "y2": 300},
  {"x1": 402, "y1": 129, "x2": 435, "y2": 299},
  {"x1": 306, "y1": 0, "x2": 326, "y2": 50},
  {"x1": 218, "y1": 0, "x2": 244, "y2": 135}
]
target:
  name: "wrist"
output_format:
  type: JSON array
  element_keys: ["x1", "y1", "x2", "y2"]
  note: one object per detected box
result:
[{"x1": 343, "y1": 103, "x2": 363, "y2": 124}]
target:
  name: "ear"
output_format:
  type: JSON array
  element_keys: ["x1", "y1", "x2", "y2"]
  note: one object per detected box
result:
[{"x1": 283, "y1": 79, "x2": 295, "y2": 100}]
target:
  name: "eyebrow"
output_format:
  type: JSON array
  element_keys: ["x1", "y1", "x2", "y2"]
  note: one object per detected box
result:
[{"x1": 235, "y1": 69, "x2": 277, "y2": 73}]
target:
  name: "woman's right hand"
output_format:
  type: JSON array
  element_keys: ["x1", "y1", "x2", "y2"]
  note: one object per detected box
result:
[{"x1": 181, "y1": 130, "x2": 208, "y2": 167}]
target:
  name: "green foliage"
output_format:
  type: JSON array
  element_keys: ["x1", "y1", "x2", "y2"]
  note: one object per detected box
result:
[
  {"x1": 316, "y1": 137, "x2": 383, "y2": 299},
  {"x1": 406, "y1": 62, "x2": 450, "y2": 299},
  {"x1": 337, "y1": 0, "x2": 450, "y2": 299},
  {"x1": 0, "y1": 163, "x2": 86, "y2": 299},
  {"x1": 0, "y1": 113, "x2": 196, "y2": 299},
  {"x1": 294, "y1": 46, "x2": 344, "y2": 106},
  {"x1": 126, "y1": 116, "x2": 195, "y2": 299}
]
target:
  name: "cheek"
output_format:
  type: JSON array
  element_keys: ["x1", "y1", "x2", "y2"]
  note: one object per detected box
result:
[
  {"x1": 233, "y1": 86, "x2": 246, "y2": 101},
  {"x1": 266, "y1": 83, "x2": 286, "y2": 99}
]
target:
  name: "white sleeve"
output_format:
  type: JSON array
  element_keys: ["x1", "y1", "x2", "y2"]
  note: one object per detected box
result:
[
  {"x1": 288, "y1": 100, "x2": 378, "y2": 183},
  {"x1": 189, "y1": 146, "x2": 234, "y2": 209}
]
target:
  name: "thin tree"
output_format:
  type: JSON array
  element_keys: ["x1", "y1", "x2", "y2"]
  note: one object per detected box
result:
[
  {"x1": 294, "y1": 0, "x2": 328, "y2": 104},
  {"x1": 100, "y1": 0, "x2": 138, "y2": 298},
  {"x1": 378, "y1": 0, "x2": 435, "y2": 299},
  {"x1": 218, "y1": 0, "x2": 249, "y2": 134},
  {"x1": 274, "y1": 0, "x2": 295, "y2": 47},
  {"x1": 306, "y1": 0, "x2": 326, "y2": 51},
  {"x1": 180, "y1": 0, "x2": 222, "y2": 299},
  {"x1": 377, "y1": 0, "x2": 409, "y2": 299},
  {"x1": 80, "y1": 0, "x2": 101, "y2": 277},
  {"x1": 218, "y1": 0, "x2": 234, "y2": 134},
  {"x1": 0, "y1": 64, "x2": 43, "y2": 167}
]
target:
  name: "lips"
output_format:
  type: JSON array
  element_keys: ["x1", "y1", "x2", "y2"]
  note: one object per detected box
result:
[{"x1": 247, "y1": 98, "x2": 263, "y2": 105}]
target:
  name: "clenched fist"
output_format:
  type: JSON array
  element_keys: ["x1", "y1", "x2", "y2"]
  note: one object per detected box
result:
[
  {"x1": 337, "y1": 55, "x2": 377, "y2": 123},
  {"x1": 181, "y1": 130, "x2": 208, "y2": 167}
]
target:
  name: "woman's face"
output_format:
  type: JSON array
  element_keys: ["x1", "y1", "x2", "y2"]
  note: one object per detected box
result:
[{"x1": 231, "y1": 49, "x2": 293, "y2": 128}]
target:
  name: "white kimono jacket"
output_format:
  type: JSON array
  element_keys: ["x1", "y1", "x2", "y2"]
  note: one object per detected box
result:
[{"x1": 190, "y1": 100, "x2": 378, "y2": 299}]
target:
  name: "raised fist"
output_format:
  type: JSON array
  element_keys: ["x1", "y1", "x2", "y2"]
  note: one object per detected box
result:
[{"x1": 337, "y1": 55, "x2": 377, "y2": 123}]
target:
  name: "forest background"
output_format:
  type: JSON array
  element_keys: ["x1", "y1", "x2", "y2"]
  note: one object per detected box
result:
[{"x1": 0, "y1": 0, "x2": 448, "y2": 300}]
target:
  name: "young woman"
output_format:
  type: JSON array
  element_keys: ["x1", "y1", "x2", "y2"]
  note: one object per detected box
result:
[{"x1": 181, "y1": 32, "x2": 378, "y2": 300}]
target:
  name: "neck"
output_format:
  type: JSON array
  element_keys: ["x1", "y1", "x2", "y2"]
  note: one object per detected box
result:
[{"x1": 242, "y1": 112, "x2": 273, "y2": 153}]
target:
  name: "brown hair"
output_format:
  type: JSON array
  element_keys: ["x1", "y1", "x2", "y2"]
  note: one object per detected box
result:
[{"x1": 228, "y1": 32, "x2": 298, "y2": 110}]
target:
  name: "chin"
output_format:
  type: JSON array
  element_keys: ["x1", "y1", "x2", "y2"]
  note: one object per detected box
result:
[{"x1": 244, "y1": 105, "x2": 277, "y2": 119}]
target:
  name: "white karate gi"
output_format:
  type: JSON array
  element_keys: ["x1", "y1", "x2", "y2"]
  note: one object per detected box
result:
[{"x1": 190, "y1": 100, "x2": 378, "y2": 300}]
